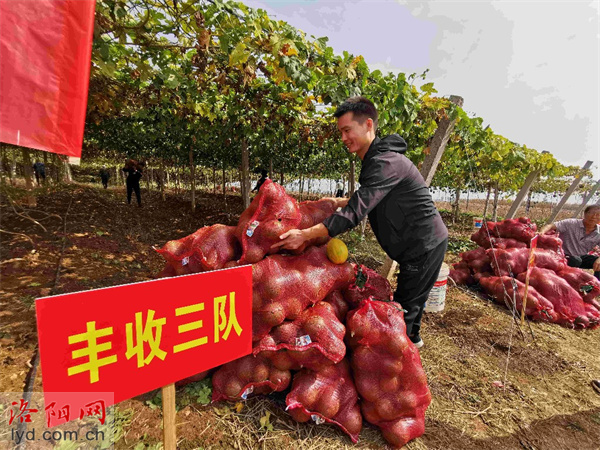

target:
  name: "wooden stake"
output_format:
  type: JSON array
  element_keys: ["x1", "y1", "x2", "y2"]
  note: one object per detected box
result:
[
  {"x1": 505, "y1": 169, "x2": 541, "y2": 219},
  {"x1": 162, "y1": 383, "x2": 177, "y2": 450},
  {"x1": 521, "y1": 236, "x2": 538, "y2": 326},
  {"x1": 547, "y1": 160, "x2": 593, "y2": 223}
]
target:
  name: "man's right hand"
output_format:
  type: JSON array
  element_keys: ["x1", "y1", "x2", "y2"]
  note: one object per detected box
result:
[{"x1": 271, "y1": 229, "x2": 308, "y2": 250}]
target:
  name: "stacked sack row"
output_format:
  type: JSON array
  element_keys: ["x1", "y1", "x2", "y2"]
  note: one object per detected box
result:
[
  {"x1": 156, "y1": 179, "x2": 431, "y2": 448},
  {"x1": 449, "y1": 217, "x2": 600, "y2": 328}
]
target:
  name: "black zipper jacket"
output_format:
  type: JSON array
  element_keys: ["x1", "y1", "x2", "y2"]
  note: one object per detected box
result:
[{"x1": 322, "y1": 135, "x2": 448, "y2": 262}]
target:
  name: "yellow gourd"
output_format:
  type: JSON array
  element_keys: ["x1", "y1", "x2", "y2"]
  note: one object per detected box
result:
[{"x1": 326, "y1": 238, "x2": 349, "y2": 264}]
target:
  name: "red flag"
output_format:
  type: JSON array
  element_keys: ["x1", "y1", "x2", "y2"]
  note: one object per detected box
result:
[{"x1": 0, "y1": 0, "x2": 96, "y2": 157}]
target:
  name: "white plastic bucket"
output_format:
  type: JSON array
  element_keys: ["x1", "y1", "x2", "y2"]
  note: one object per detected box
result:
[
  {"x1": 425, "y1": 263, "x2": 449, "y2": 313},
  {"x1": 473, "y1": 217, "x2": 483, "y2": 230}
]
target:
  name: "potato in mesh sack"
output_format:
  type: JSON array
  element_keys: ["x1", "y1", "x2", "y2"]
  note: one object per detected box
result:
[
  {"x1": 448, "y1": 261, "x2": 475, "y2": 286},
  {"x1": 537, "y1": 230, "x2": 565, "y2": 256},
  {"x1": 291, "y1": 198, "x2": 338, "y2": 253},
  {"x1": 253, "y1": 301, "x2": 346, "y2": 371},
  {"x1": 236, "y1": 179, "x2": 301, "y2": 264},
  {"x1": 322, "y1": 290, "x2": 349, "y2": 322},
  {"x1": 517, "y1": 267, "x2": 600, "y2": 328},
  {"x1": 251, "y1": 245, "x2": 355, "y2": 342},
  {"x1": 346, "y1": 299, "x2": 431, "y2": 448},
  {"x1": 479, "y1": 276, "x2": 557, "y2": 322},
  {"x1": 156, "y1": 224, "x2": 240, "y2": 276},
  {"x1": 557, "y1": 266, "x2": 600, "y2": 309},
  {"x1": 211, "y1": 354, "x2": 291, "y2": 402},
  {"x1": 342, "y1": 265, "x2": 392, "y2": 307},
  {"x1": 460, "y1": 247, "x2": 493, "y2": 275},
  {"x1": 487, "y1": 247, "x2": 566, "y2": 277},
  {"x1": 285, "y1": 359, "x2": 362, "y2": 443}
]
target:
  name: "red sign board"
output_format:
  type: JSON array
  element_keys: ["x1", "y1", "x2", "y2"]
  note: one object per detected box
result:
[
  {"x1": 0, "y1": 0, "x2": 95, "y2": 157},
  {"x1": 35, "y1": 267, "x2": 252, "y2": 407}
]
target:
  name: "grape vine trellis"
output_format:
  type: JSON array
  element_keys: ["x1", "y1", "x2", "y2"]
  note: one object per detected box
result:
[{"x1": 83, "y1": 0, "x2": 577, "y2": 212}]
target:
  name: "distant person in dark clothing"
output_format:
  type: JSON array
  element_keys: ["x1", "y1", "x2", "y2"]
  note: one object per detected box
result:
[
  {"x1": 335, "y1": 180, "x2": 344, "y2": 198},
  {"x1": 122, "y1": 159, "x2": 143, "y2": 206},
  {"x1": 252, "y1": 169, "x2": 269, "y2": 193},
  {"x1": 32, "y1": 161, "x2": 46, "y2": 185},
  {"x1": 99, "y1": 166, "x2": 110, "y2": 189}
]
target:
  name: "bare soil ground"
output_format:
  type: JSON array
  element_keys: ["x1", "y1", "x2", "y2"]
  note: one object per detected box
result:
[{"x1": 1, "y1": 181, "x2": 599, "y2": 449}]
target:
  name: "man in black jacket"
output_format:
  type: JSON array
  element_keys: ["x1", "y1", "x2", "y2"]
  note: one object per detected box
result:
[
  {"x1": 122, "y1": 159, "x2": 143, "y2": 206},
  {"x1": 272, "y1": 96, "x2": 448, "y2": 348}
]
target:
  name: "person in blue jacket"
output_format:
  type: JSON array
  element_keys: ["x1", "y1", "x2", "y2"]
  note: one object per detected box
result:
[{"x1": 272, "y1": 96, "x2": 448, "y2": 348}]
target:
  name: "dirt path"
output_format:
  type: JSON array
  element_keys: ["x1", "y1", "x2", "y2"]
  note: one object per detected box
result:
[{"x1": 1, "y1": 183, "x2": 599, "y2": 449}]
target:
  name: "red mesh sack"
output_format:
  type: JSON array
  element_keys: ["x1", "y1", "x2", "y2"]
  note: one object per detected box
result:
[
  {"x1": 449, "y1": 261, "x2": 475, "y2": 286},
  {"x1": 155, "y1": 228, "x2": 205, "y2": 275},
  {"x1": 253, "y1": 301, "x2": 346, "y2": 371},
  {"x1": 479, "y1": 276, "x2": 557, "y2": 322},
  {"x1": 473, "y1": 271, "x2": 494, "y2": 282},
  {"x1": 517, "y1": 268, "x2": 600, "y2": 328},
  {"x1": 557, "y1": 267, "x2": 600, "y2": 309},
  {"x1": 470, "y1": 221, "x2": 498, "y2": 247},
  {"x1": 156, "y1": 225, "x2": 240, "y2": 275},
  {"x1": 285, "y1": 359, "x2": 362, "y2": 443},
  {"x1": 486, "y1": 237, "x2": 528, "y2": 250},
  {"x1": 493, "y1": 217, "x2": 537, "y2": 242},
  {"x1": 211, "y1": 354, "x2": 291, "y2": 402},
  {"x1": 346, "y1": 299, "x2": 431, "y2": 448},
  {"x1": 252, "y1": 245, "x2": 355, "y2": 341},
  {"x1": 460, "y1": 247, "x2": 486, "y2": 262},
  {"x1": 175, "y1": 370, "x2": 211, "y2": 388},
  {"x1": 236, "y1": 179, "x2": 301, "y2": 264},
  {"x1": 343, "y1": 265, "x2": 393, "y2": 307},
  {"x1": 323, "y1": 290, "x2": 350, "y2": 322},
  {"x1": 537, "y1": 231, "x2": 565, "y2": 256},
  {"x1": 471, "y1": 218, "x2": 536, "y2": 247},
  {"x1": 487, "y1": 248, "x2": 566, "y2": 277},
  {"x1": 460, "y1": 248, "x2": 492, "y2": 275},
  {"x1": 192, "y1": 224, "x2": 241, "y2": 271},
  {"x1": 157, "y1": 264, "x2": 177, "y2": 278},
  {"x1": 292, "y1": 199, "x2": 338, "y2": 253}
]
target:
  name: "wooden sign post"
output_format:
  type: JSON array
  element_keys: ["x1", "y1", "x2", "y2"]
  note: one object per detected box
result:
[{"x1": 163, "y1": 383, "x2": 177, "y2": 450}]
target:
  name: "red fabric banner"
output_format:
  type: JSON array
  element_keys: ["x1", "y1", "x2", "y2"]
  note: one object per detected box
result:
[{"x1": 0, "y1": 0, "x2": 95, "y2": 157}]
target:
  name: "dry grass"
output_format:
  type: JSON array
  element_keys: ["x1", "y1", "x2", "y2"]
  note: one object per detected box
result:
[{"x1": 2, "y1": 183, "x2": 599, "y2": 449}]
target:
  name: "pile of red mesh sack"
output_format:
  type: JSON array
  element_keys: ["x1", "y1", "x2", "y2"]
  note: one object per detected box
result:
[
  {"x1": 449, "y1": 217, "x2": 600, "y2": 329},
  {"x1": 347, "y1": 299, "x2": 431, "y2": 448},
  {"x1": 156, "y1": 180, "x2": 431, "y2": 447}
]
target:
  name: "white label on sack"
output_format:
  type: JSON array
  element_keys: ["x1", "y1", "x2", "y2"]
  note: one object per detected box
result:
[
  {"x1": 181, "y1": 256, "x2": 189, "y2": 266},
  {"x1": 241, "y1": 386, "x2": 254, "y2": 400},
  {"x1": 311, "y1": 414, "x2": 325, "y2": 425},
  {"x1": 295, "y1": 335, "x2": 312, "y2": 347},
  {"x1": 246, "y1": 221, "x2": 260, "y2": 237}
]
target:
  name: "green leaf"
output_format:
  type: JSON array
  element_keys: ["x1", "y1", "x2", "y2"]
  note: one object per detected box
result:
[
  {"x1": 420, "y1": 82, "x2": 437, "y2": 94},
  {"x1": 259, "y1": 411, "x2": 274, "y2": 431},
  {"x1": 229, "y1": 42, "x2": 250, "y2": 66}
]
